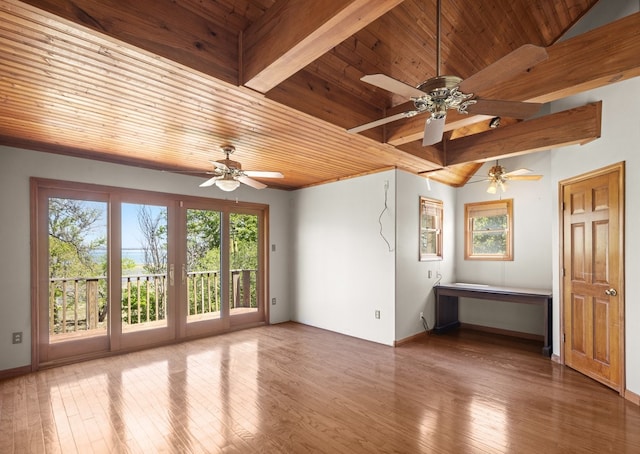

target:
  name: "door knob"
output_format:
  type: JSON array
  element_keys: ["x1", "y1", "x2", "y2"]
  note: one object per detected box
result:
[{"x1": 605, "y1": 288, "x2": 617, "y2": 296}]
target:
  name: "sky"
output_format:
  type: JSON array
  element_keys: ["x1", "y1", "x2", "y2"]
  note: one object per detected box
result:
[
  {"x1": 121, "y1": 202, "x2": 166, "y2": 249},
  {"x1": 60, "y1": 199, "x2": 166, "y2": 250}
]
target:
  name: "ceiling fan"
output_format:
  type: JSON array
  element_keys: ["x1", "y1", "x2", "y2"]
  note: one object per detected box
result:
[
  {"x1": 476, "y1": 162, "x2": 543, "y2": 194},
  {"x1": 347, "y1": 0, "x2": 548, "y2": 146},
  {"x1": 199, "y1": 145, "x2": 284, "y2": 191}
]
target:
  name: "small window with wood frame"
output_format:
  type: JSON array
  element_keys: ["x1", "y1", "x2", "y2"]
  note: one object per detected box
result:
[
  {"x1": 419, "y1": 197, "x2": 443, "y2": 261},
  {"x1": 465, "y1": 199, "x2": 513, "y2": 261}
]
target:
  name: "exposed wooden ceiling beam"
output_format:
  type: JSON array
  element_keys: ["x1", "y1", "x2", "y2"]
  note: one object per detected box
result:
[
  {"x1": 444, "y1": 102, "x2": 602, "y2": 166},
  {"x1": 395, "y1": 142, "x2": 445, "y2": 169},
  {"x1": 242, "y1": 0, "x2": 404, "y2": 93},
  {"x1": 385, "y1": 12, "x2": 640, "y2": 146}
]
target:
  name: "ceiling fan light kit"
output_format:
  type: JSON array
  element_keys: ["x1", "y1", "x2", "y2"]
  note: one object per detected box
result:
[
  {"x1": 414, "y1": 75, "x2": 476, "y2": 119},
  {"x1": 215, "y1": 175, "x2": 241, "y2": 192},
  {"x1": 198, "y1": 145, "x2": 284, "y2": 192}
]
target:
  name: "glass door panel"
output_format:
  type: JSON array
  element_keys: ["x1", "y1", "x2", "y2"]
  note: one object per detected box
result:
[
  {"x1": 186, "y1": 208, "x2": 222, "y2": 322},
  {"x1": 48, "y1": 197, "x2": 108, "y2": 341},
  {"x1": 228, "y1": 213, "x2": 259, "y2": 317},
  {"x1": 120, "y1": 203, "x2": 168, "y2": 332}
]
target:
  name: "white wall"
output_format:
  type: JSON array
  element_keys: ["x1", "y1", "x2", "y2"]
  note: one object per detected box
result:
[
  {"x1": 548, "y1": 75, "x2": 640, "y2": 395},
  {"x1": 0, "y1": 146, "x2": 292, "y2": 370},
  {"x1": 395, "y1": 170, "x2": 456, "y2": 341},
  {"x1": 290, "y1": 170, "x2": 396, "y2": 345},
  {"x1": 455, "y1": 152, "x2": 553, "y2": 335}
]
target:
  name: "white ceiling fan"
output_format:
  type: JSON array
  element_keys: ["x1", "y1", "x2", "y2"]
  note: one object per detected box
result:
[
  {"x1": 199, "y1": 145, "x2": 284, "y2": 191},
  {"x1": 347, "y1": 0, "x2": 548, "y2": 146}
]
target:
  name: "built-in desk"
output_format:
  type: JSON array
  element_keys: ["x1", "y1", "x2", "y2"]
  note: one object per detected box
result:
[{"x1": 434, "y1": 283, "x2": 552, "y2": 357}]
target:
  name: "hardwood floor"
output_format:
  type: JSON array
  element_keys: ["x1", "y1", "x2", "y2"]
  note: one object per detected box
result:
[{"x1": 1, "y1": 323, "x2": 639, "y2": 453}]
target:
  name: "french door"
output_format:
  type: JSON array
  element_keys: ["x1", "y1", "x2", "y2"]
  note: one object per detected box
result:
[{"x1": 33, "y1": 179, "x2": 268, "y2": 367}]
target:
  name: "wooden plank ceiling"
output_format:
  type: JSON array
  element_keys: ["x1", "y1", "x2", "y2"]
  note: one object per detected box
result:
[{"x1": 1, "y1": 0, "x2": 639, "y2": 189}]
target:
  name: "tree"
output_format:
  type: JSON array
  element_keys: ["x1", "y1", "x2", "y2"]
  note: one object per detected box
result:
[
  {"x1": 186, "y1": 209, "x2": 221, "y2": 271},
  {"x1": 137, "y1": 205, "x2": 167, "y2": 274},
  {"x1": 472, "y1": 215, "x2": 507, "y2": 254},
  {"x1": 230, "y1": 213, "x2": 258, "y2": 270},
  {"x1": 49, "y1": 198, "x2": 106, "y2": 278}
]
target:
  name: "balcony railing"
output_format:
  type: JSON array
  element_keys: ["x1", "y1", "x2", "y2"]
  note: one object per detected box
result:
[{"x1": 49, "y1": 269, "x2": 257, "y2": 335}]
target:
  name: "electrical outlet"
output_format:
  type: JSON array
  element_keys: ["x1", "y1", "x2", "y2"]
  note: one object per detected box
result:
[
  {"x1": 419, "y1": 311, "x2": 424, "y2": 320},
  {"x1": 375, "y1": 310, "x2": 380, "y2": 319},
  {"x1": 428, "y1": 270, "x2": 432, "y2": 278},
  {"x1": 271, "y1": 297, "x2": 277, "y2": 305},
  {"x1": 12, "y1": 332, "x2": 22, "y2": 344}
]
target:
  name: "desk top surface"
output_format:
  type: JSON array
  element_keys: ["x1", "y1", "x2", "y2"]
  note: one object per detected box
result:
[{"x1": 436, "y1": 283, "x2": 552, "y2": 297}]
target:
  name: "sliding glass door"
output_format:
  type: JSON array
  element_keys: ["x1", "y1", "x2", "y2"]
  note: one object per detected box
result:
[
  {"x1": 34, "y1": 179, "x2": 268, "y2": 367},
  {"x1": 182, "y1": 205, "x2": 224, "y2": 337},
  {"x1": 114, "y1": 197, "x2": 176, "y2": 351},
  {"x1": 39, "y1": 190, "x2": 110, "y2": 363}
]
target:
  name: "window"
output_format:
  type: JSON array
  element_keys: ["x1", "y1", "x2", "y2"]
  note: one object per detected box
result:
[
  {"x1": 419, "y1": 197, "x2": 443, "y2": 261},
  {"x1": 465, "y1": 199, "x2": 513, "y2": 260}
]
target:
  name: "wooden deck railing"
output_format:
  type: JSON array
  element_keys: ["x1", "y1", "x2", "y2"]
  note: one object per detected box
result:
[
  {"x1": 49, "y1": 276, "x2": 106, "y2": 334},
  {"x1": 49, "y1": 269, "x2": 257, "y2": 334}
]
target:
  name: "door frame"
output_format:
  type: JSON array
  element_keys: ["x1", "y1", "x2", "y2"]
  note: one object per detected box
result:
[{"x1": 558, "y1": 161, "x2": 625, "y2": 395}]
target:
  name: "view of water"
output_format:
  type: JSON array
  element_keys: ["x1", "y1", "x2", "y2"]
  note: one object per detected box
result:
[
  {"x1": 91, "y1": 248, "x2": 147, "y2": 265},
  {"x1": 122, "y1": 249, "x2": 147, "y2": 264}
]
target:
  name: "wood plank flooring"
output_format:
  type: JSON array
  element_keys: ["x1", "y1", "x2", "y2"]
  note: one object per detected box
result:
[{"x1": 1, "y1": 323, "x2": 639, "y2": 453}]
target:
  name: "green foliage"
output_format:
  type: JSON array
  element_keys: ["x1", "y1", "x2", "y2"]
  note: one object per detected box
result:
[
  {"x1": 472, "y1": 215, "x2": 507, "y2": 255},
  {"x1": 121, "y1": 280, "x2": 165, "y2": 324},
  {"x1": 187, "y1": 209, "x2": 221, "y2": 271},
  {"x1": 49, "y1": 198, "x2": 106, "y2": 278},
  {"x1": 230, "y1": 213, "x2": 258, "y2": 270}
]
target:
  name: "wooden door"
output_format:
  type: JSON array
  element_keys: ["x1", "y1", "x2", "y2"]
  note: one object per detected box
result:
[{"x1": 562, "y1": 163, "x2": 624, "y2": 391}]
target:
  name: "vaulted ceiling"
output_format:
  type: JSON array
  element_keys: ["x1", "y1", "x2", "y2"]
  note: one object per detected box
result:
[{"x1": 1, "y1": 0, "x2": 639, "y2": 190}]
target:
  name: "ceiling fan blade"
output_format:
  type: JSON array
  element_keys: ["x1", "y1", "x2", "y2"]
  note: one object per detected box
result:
[
  {"x1": 348, "y1": 111, "x2": 420, "y2": 134},
  {"x1": 210, "y1": 160, "x2": 229, "y2": 171},
  {"x1": 361, "y1": 74, "x2": 426, "y2": 99},
  {"x1": 506, "y1": 175, "x2": 543, "y2": 181},
  {"x1": 458, "y1": 44, "x2": 548, "y2": 95},
  {"x1": 238, "y1": 175, "x2": 267, "y2": 189},
  {"x1": 199, "y1": 175, "x2": 220, "y2": 187},
  {"x1": 466, "y1": 178, "x2": 491, "y2": 184},
  {"x1": 503, "y1": 168, "x2": 532, "y2": 177},
  {"x1": 467, "y1": 99, "x2": 542, "y2": 119},
  {"x1": 243, "y1": 170, "x2": 284, "y2": 178},
  {"x1": 422, "y1": 116, "x2": 446, "y2": 146}
]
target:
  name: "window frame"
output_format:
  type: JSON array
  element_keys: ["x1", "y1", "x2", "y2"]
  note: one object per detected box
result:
[
  {"x1": 419, "y1": 196, "x2": 443, "y2": 261},
  {"x1": 464, "y1": 199, "x2": 514, "y2": 261}
]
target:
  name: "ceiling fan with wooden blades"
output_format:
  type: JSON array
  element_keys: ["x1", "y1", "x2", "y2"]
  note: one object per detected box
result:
[
  {"x1": 471, "y1": 162, "x2": 543, "y2": 194},
  {"x1": 347, "y1": 0, "x2": 548, "y2": 146},
  {"x1": 199, "y1": 145, "x2": 284, "y2": 191}
]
